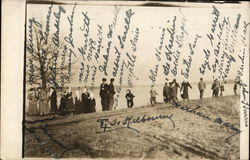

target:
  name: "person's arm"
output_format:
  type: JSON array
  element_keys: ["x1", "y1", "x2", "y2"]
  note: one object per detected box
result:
[{"x1": 188, "y1": 82, "x2": 192, "y2": 89}]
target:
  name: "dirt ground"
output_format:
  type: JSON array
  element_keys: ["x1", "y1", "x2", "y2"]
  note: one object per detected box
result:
[{"x1": 24, "y1": 95, "x2": 240, "y2": 159}]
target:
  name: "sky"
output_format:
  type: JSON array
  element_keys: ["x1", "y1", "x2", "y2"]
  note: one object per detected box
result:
[{"x1": 26, "y1": 2, "x2": 249, "y2": 87}]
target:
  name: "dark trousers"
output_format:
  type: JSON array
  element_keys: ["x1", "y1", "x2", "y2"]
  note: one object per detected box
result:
[
  {"x1": 199, "y1": 90, "x2": 204, "y2": 99},
  {"x1": 150, "y1": 97, "x2": 156, "y2": 106},
  {"x1": 101, "y1": 96, "x2": 108, "y2": 111},
  {"x1": 127, "y1": 100, "x2": 134, "y2": 108},
  {"x1": 172, "y1": 96, "x2": 178, "y2": 105},
  {"x1": 214, "y1": 88, "x2": 219, "y2": 98},
  {"x1": 107, "y1": 94, "x2": 114, "y2": 110}
]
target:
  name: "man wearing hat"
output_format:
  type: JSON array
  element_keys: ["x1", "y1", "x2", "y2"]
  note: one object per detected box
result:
[{"x1": 99, "y1": 78, "x2": 109, "y2": 111}]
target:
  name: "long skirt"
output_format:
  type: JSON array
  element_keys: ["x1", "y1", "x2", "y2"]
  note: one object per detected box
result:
[
  {"x1": 39, "y1": 100, "x2": 50, "y2": 115},
  {"x1": 28, "y1": 102, "x2": 39, "y2": 116}
]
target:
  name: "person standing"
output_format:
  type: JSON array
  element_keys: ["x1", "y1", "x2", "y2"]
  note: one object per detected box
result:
[
  {"x1": 74, "y1": 87, "x2": 82, "y2": 114},
  {"x1": 125, "y1": 89, "x2": 135, "y2": 108},
  {"x1": 108, "y1": 78, "x2": 116, "y2": 110},
  {"x1": 163, "y1": 82, "x2": 171, "y2": 103},
  {"x1": 220, "y1": 83, "x2": 225, "y2": 96},
  {"x1": 198, "y1": 78, "x2": 206, "y2": 100},
  {"x1": 180, "y1": 80, "x2": 192, "y2": 101},
  {"x1": 99, "y1": 78, "x2": 109, "y2": 111},
  {"x1": 213, "y1": 79, "x2": 220, "y2": 98},
  {"x1": 234, "y1": 81, "x2": 238, "y2": 95},
  {"x1": 27, "y1": 88, "x2": 39, "y2": 116},
  {"x1": 150, "y1": 85, "x2": 158, "y2": 106},
  {"x1": 59, "y1": 91, "x2": 67, "y2": 114},
  {"x1": 170, "y1": 79, "x2": 180, "y2": 105},
  {"x1": 211, "y1": 80, "x2": 216, "y2": 98},
  {"x1": 38, "y1": 87, "x2": 49, "y2": 116},
  {"x1": 66, "y1": 87, "x2": 74, "y2": 113},
  {"x1": 49, "y1": 87, "x2": 57, "y2": 113},
  {"x1": 87, "y1": 93, "x2": 96, "y2": 113},
  {"x1": 81, "y1": 87, "x2": 89, "y2": 113}
]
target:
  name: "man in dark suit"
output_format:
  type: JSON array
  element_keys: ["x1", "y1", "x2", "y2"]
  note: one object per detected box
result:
[
  {"x1": 99, "y1": 78, "x2": 109, "y2": 111},
  {"x1": 108, "y1": 78, "x2": 116, "y2": 110}
]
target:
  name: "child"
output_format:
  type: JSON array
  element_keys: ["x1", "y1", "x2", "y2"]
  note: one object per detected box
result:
[
  {"x1": 150, "y1": 85, "x2": 158, "y2": 106},
  {"x1": 125, "y1": 89, "x2": 135, "y2": 108}
]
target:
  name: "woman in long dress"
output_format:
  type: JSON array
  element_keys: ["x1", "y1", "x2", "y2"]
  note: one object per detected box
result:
[
  {"x1": 27, "y1": 88, "x2": 39, "y2": 116},
  {"x1": 38, "y1": 88, "x2": 50, "y2": 116},
  {"x1": 66, "y1": 87, "x2": 74, "y2": 113},
  {"x1": 87, "y1": 93, "x2": 96, "y2": 113},
  {"x1": 81, "y1": 87, "x2": 89, "y2": 113},
  {"x1": 74, "y1": 87, "x2": 82, "y2": 114},
  {"x1": 180, "y1": 80, "x2": 192, "y2": 101},
  {"x1": 49, "y1": 87, "x2": 57, "y2": 113}
]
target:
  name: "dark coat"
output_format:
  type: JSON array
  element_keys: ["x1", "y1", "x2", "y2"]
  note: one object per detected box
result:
[
  {"x1": 81, "y1": 93, "x2": 89, "y2": 113},
  {"x1": 50, "y1": 90, "x2": 57, "y2": 112},
  {"x1": 180, "y1": 82, "x2": 192, "y2": 99},
  {"x1": 163, "y1": 86, "x2": 170, "y2": 97},
  {"x1": 108, "y1": 83, "x2": 116, "y2": 95},
  {"x1": 59, "y1": 95, "x2": 66, "y2": 112},
  {"x1": 66, "y1": 91, "x2": 74, "y2": 111},
  {"x1": 74, "y1": 97, "x2": 82, "y2": 114},
  {"x1": 99, "y1": 83, "x2": 109, "y2": 97},
  {"x1": 86, "y1": 98, "x2": 96, "y2": 113},
  {"x1": 125, "y1": 93, "x2": 135, "y2": 101}
]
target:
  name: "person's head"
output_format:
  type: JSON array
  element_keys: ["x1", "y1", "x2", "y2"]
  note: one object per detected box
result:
[
  {"x1": 126, "y1": 89, "x2": 131, "y2": 93},
  {"x1": 200, "y1": 78, "x2": 203, "y2": 81},
  {"x1": 151, "y1": 85, "x2": 154, "y2": 88},
  {"x1": 110, "y1": 78, "x2": 115, "y2": 83},
  {"x1": 173, "y1": 79, "x2": 176, "y2": 83},
  {"x1": 82, "y1": 87, "x2": 87, "y2": 93},
  {"x1": 102, "y1": 78, "x2": 107, "y2": 83},
  {"x1": 78, "y1": 87, "x2": 81, "y2": 90},
  {"x1": 169, "y1": 82, "x2": 173, "y2": 87},
  {"x1": 165, "y1": 82, "x2": 168, "y2": 86}
]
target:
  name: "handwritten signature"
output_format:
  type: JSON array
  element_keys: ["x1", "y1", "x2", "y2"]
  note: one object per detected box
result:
[{"x1": 96, "y1": 113, "x2": 175, "y2": 133}]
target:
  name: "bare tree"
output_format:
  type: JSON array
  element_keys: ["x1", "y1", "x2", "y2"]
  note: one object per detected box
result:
[{"x1": 26, "y1": 18, "x2": 78, "y2": 90}]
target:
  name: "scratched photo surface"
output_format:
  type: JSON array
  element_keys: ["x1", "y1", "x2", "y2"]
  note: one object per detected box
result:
[{"x1": 24, "y1": 1, "x2": 249, "y2": 159}]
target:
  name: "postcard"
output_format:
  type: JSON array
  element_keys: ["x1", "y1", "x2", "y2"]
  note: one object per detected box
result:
[{"x1": 1, "y1": 1, "x2": 249, "y2": 159}]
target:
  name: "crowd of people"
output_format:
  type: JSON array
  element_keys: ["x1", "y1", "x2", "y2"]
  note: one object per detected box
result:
[
  {"x1": 27, "y1": 77, "x2": 239, "y2": 116},
  {"x1": 149, "y1": 78, "x2": 239, "y2": 106}
]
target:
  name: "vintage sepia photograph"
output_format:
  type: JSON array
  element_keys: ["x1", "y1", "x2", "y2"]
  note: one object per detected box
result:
[{"x1": 21, "y1": 1, "x2": 249, "y2": 159}]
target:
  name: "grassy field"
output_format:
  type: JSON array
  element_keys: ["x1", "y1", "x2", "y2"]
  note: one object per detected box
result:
[{"x1": 24, "y1": 95, "x2": 240, "y2": 159}]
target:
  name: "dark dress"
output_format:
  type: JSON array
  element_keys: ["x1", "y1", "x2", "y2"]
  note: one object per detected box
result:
[
  {"x1": 81, "y1": 92, "x2": 89, "y2": 113},
  {"x1": 180, "y1": 82, "x2": 192, "y2": 99},
  {"x1": 50, "y1": 90, "x2": 57, "y2": 113},
  {"x1": 108, "y1": 83, "x2": 116, "y2": 110},
  {"x1": 59, "y1": 95, "x2": 66, "y2": 113},
  {"x1": 66, "y1": 91, "x2": 74, "y2": 112},
  {"x1": 86, "y1": 98, "x2": 96, "y2": 113},
  {"x1": 125, "y1": 92, "x2": 135, "y2": 108},
  {"x1": 74, "y1": 97, "x2": 82, "y2": 114},
  {"x1": 163, "y1": 86, "x2": 171, "y2": 103},
  {"x1": 99, "y1": 83, "x2": 109, "y2": 111}
]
